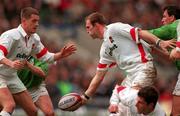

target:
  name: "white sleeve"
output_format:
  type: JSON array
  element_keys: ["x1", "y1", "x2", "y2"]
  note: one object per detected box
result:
[
  {"x1": 0, "y1": 33, "x2": 14, "y2": 60},
  {"x1": 32, "y1": 35, "x2": 54, "y2": 63},
  {"x1": 97, "y1": 44, "x2": 116, "y2": 71},
  {"x1": 110, "y1": 85, "x2": 120, "y2": 105},
  {"x1": 176, "y1": 22, "x2": 180, "y2": 52}
]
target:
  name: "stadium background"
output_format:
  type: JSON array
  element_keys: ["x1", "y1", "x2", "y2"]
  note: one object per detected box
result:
[{"x1": 0, "y1": 0, "x2": 180, "y2": 115}]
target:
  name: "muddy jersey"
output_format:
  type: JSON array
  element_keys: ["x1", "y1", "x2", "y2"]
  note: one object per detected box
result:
[{"x1": 97, "y1": 23, "x2": 153, "y2": 73}]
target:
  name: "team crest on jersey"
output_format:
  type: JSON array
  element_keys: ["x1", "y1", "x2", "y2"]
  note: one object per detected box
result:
[
  {"x1": 32, "y1": 43, "x2": 35, "y2": 49},
  {"x1": 109, "y1": 44, "x2": 118, "y2": 56},
  {"x1": 109, "y1": 36, "x2": 114, "y2": 43}
]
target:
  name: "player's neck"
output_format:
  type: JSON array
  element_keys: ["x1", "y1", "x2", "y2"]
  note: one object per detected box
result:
[
  {"x1": 143, "y1": 107, "x2": 154, "y2": 115},
  {"x1": 21, "y1": 24, "x2": 31, "y2": 36},
  {"x1": 98, "y1": 24, "x2": 106, "y2": 39}
]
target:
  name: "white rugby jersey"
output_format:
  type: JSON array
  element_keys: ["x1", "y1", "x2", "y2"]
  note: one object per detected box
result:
[
  {"x1": 176, "y1": 20, "x2": 180, "y2": 52},
  {"x1": 110, "y1": 85, "x2": 166, "y2": 116},
  {"x1": 0, "y1": 25, "x2": 54, "y2": 76},
  {"x1": 97, "y1": 23, "x2": 152, "y2": 72}
]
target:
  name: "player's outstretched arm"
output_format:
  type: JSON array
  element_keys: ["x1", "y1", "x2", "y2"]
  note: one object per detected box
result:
[
  {"x1": 54, "y1": 43, "x2": 77, "y2": 61},
  {"x1": 0, "y1": 58, "x2": 26, "y2": 70},
  {"x1": 81, "y1": 70, "x2": 107, "y2": 104}
]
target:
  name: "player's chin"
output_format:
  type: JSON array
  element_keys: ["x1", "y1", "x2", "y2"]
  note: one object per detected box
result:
[
  {"x1": 32, "y1": 28, "x2": 37, "y2": 33},
  {"x1": 137, "y1": 110, "x2": 143, "y2": 114}
]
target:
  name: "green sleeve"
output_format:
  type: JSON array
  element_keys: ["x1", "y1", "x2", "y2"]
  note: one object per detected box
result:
[
  {"x1": 149, "y1": 21, "x2": 178, "y2": 40},
  {"x1": 33, "y1": 58, "x2": 48, "y2": 75},
  {"x1": 18, "y1": 58, "x2": 48, "y2": 89}
]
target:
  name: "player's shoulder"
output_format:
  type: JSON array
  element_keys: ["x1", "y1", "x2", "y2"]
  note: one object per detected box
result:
[
  {"x1": 108, "y1": 22, "x2": 132, "y2": 28},
  {"x1": 153, "y1": 103, "x2": 166, "y2": 115},
  {"x1": 1, "y1": 28, "x2": 21, "y2": 40},
  {"x1": 107, "y1": 22, "x2": 133, "y2": 33},
  {"x1": 165, "y1": 19, "x2": 179, "y2": 28},
  {"x1": 31, "y1": 33, "x2": 40, "y2": 41}
]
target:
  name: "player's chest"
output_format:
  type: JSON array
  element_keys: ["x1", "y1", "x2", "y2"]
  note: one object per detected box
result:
[
  {"x1": 103, "y1": 36, "x2": 118, "y2": 57},
  {"x1": 15, "y1": 38, "x2": 35, "y2": 54}
]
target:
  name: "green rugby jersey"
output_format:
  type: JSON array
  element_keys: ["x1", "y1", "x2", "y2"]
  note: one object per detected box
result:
[
  {"x1": 18, "y1": 57, "x2": 48, "y2": 89},
  {"x1": 149, "y1": 20, "x2": 180, "y2": 70}
]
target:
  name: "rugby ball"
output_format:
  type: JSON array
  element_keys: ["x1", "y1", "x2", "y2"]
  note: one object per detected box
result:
[{"x1": 58, "y1": 93, "x2": 82, "y2": 111}]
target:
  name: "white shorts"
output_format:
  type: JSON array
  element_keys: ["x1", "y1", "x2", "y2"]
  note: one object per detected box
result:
[
  {"x1": 173, "y1": 73, "x2": 180, "y2": 95},
  {"x1": 121, "y1": 61, "x2": 156, "y2": 87},
  {"x1": 0, "y1": 74, "x2": 26, "y2": 94},
  {"x1": 28, "y1": 83, "x2": 49, "y2": 102}
]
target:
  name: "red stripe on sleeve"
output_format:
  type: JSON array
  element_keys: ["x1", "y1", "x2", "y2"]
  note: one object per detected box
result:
[
  {"x1": 97, "y1": 63, "x2": 107, "y2": 69},
  {"x1": 138, "y1": 44, "x2": 148, "y2": 63},
  {"x1": 36, "y1": 48, "x2": 48, "y2": 59},
  {"x1": 0, "y1": 45, "x2": 8, "y2": 56},
  {"x1": 109, "y1": 62, "x2": 116, "y2": 68},
  {"x1": 176, "y1": 42, "x2": 180, "y2": 48},
  {"x1": 130, "y1": 28, "x2": 147, "y2": 63},
  {"x1": 117, "y1": 86, "x2": 126, "y2": 93},
  {"x1": 130, "y1": 28, "x2": 136, "y2": 42}
]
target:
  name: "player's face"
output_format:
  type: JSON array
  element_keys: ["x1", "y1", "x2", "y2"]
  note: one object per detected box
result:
[
  {"x1": 86, "y1": 19, "x2": 99, "y2": 39},
  {"x1": 161, "y1": 10, "x2": 175, "y2": 25},
  {"x1": 23, "y1": 14, "x2": 39, "y2": 34},
  {"x1": 135, "y1": 96, "x2": 150, "y2": 114}
]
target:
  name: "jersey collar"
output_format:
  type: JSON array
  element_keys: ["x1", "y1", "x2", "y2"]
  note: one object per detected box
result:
[
  {"x1": 17, "y1": 24, "x2": 28, "y2": 38},
  {"x1": 103, "y1": 26, "x2": 108, "y2": 41}
]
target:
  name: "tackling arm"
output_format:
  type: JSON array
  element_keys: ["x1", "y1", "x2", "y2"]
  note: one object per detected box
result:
[
  {"x1": 25, "y1": 61, "x2": 46, "y2": 78},
  {"x1": 139, "y1": 30, "x2": 176, "y2": 53}
]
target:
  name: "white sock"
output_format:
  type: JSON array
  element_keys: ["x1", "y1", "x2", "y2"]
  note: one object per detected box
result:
[{"x1": 0, "y1": 111, "x2": 11, "y2": 116}]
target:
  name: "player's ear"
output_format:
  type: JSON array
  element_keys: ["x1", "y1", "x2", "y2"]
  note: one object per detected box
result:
[
  {"x1": 149, "y1": 102, "x2": 155, "y2": 109},
  {"x1": 21, "y1": 17, "x2": 26, "y2": 23},
  {"x1": 170, "y1": 15, "x2": 176, "y2": 22}
]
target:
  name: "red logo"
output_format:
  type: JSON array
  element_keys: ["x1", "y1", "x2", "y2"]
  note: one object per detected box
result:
[
  {"x1": 32, "y1": 43, "x2": 35, "y2": 49},
  {"x1": 109, "y1": 36, "x2": 114, "y2": 43}
]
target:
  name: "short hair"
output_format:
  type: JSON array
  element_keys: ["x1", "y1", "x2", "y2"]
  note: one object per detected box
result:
[
  {"x1": 163, "y1": 5, "x2": 180, "y2": 19},
  {"x1": 138, "y1": 86, "x2": 159, "y2": 108},
  {"x1": 85, "y1": 12, "x2": 107, "y2": 26},
  {"x1": 20, "y1": 7, "x2": 39, "y2": 19}
]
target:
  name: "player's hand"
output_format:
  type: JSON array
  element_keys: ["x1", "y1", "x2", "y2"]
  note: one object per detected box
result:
[
  {"x1": 73, "y1": 94, "x2": 89, "y2": 110},
  {"x1": 108, "y1": 104, "x2": 118, "y2": 113},
  {"x1": 80, "y1": 94, "x2": 89, "y2": 105},
  {"x1": 10, "y1": 60, "x2": 26, "y2": 70},
  {"x1": 170, "y1": 48, "x2": 180, "y2": 60},
  {"x1": 159, "y1": 39, "x2": 176, "y2": 53},
  {"x1": 59, "y1": 43, "x2": 77, "y2": 59},
  {"x1": 66, "y1": 94, "x2": 88, "y2": 111}
]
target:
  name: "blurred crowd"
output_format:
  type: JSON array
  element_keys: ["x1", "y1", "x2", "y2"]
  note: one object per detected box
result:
[{"x1": 0, "y1": 0, "x2": 180, "y2": 114}]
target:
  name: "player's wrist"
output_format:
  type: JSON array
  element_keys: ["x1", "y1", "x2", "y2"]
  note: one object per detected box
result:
[
  {"x1": 82, "y1": 93, "x2": 90, "y2": 100},
  {"x1": 155, "y1": 39, "x2": 162, "y2": 47}
]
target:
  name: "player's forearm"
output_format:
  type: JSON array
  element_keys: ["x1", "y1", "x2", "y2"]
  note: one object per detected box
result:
[
  {"x1": 0, "y1": 57, "x2": 13, "y2": 68},
  {"x1": 85, "y1": 70, "x2": 107, "y2": 97},
  {"x1": 139, "y1": 30, "x2": 159, "y2": 44},
  {"x1": 54, "y1": 52, "x2": 62, "y2": 61},
  {"x1": 110, "y1": 86, "x2": 120, "y2": 105},
  {"x1": 26, "y1": 62, "x2": 46, "y2": 78},
  {"x1": 85, "y1": 76, "x2": 102, "y2": 97}
]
